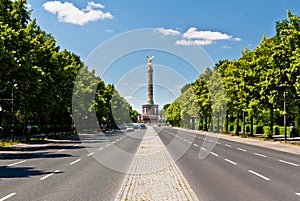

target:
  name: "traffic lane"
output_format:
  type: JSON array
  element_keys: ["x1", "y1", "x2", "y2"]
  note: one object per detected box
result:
[
  {"x1": 158, "y1": 128, "x2": 299, "y2": 201},
  {"x1": 167, "y1": 127, "x2": 300, "y2": 173},
  {"x1": 170, "y1": 127, "x2": 300, "y2": 165},
  {"x1": 194, "y1": 139, "x2": 300, "y2": 199},
  {"x1": 2, "y1": 130, "x2": 143, "y2": 201},
  {"x1": 165, "y1": 128, "x2": 300, "y2": 199}
]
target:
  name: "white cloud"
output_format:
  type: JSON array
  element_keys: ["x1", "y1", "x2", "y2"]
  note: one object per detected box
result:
[
  {"x1": 156, "y1": 27, "x2": 241, "y2": 46},
  {"x1": 43, "y1": 1, "x2": 113, "y2": 26},
  {"x1": 156, "y1": 28, "x2": 181, "y2": 36},
  {"x1": 106, "y1": 29, "x2": 114, "y2": 33},
  {"x1": 175, "y1": 39, "x2": 213, "y2": 46},
  {"x1": 233, "y1": 37, "x2": 242, "y2": 41},
  {"x1": 183, "y1": 27, "x2": 232, "y2": 41}
]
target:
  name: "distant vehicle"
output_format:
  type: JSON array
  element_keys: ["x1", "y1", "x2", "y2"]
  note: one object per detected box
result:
[
  {"x1": 126, "y1": 125, "x2": 134, "y2": 132},
  {"x1": 139, "y1": 124, "x2": 147, "y2": 129}
]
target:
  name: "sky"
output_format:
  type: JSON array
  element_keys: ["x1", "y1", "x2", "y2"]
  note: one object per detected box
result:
[{"x1": 27, "y1": 0, "x2": 300, "y2": 113}]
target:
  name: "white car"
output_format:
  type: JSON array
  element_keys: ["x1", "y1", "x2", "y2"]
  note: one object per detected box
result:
[{"x1": 126, "y1": 125, "x2": 134, "y2": 132}]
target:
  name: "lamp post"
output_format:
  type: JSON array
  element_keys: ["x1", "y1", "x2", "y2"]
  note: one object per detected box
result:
[
  {"x1": 0, "y1": 105, "x2": 2, "y2": 127},
  {"x1": 283, "y1": 89, "x2": 287, "y2": 141},
  {"x1": 11, "y1": 83, "x2": 17, "y2": 141}
]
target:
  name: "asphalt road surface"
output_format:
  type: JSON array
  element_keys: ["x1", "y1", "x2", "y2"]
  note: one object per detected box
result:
[
  {"x1": 156, "y1": 127, "x2": 300, "y2": 201},
  {"x1": 0, "y1": 130, "x2": 144, "y2": 201}
]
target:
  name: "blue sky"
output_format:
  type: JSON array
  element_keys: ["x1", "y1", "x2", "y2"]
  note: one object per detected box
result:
[{"x1": 27, "y1": 0, "x2": 300, "y2": 112}]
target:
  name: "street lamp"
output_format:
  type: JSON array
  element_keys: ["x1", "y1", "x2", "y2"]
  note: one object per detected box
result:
[
  {"x1": 11, "y1": 83, "x2": 17, "y2": 141},
  {"x1": 0, "y1": 105, "x2": 2, "y2": 127},
  {"x1": 279, "y1": 84, "x2": 287, "y2": 141}
]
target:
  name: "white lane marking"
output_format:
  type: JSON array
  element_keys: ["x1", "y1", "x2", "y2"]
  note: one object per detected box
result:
[
  {"x1": 40, "y1": 170, "x2": 60, "y2": 181},
  {"x1": 210, "y1": 152, "x2": 219, "y2": 157},
  {"x1": 58, "y1": 149, "x2": 65, "y2": 152},
  {"x1": 201, "y1": 147, "x2": 207, "y2": 151},
  {"x1": 0, "y1": 193, "x2": 16, "y2": 201},
  {"x1": 248, "y1": 170, "x2": 270, "y2": 181},
  {"x1": 70, "y1": 159, "x2": 81, "y2": 165},
  {"x1": 87, "y1": 152, "x2": 94, "y2": 157},
  {"x1": 106, "y1": 144, "x2": 111, "y2": 147},
  {"x1": 296, "y1": 193, "x2": 300, "y2": 197},
  {"x1": 116, "y1": 139, "x2": 120, "y2": 142},
  {"x1": 184, "y1": 139, "x2": 187, "y2": 142},
  {"x1": 112, "y1": 141, "x2": 115, "y2": 144},
  {"x1": 225, "y1": 159, "x2": 237, "y2": 165},
  {"x1": 279, "y1": 159, "x2": 299, "y2": 167},
  {"x1": 7, "y1": 160, "x2": 26, "y2": 167},
  {"x1": 193, "y1": 144, "x2": 199, "y2": 147},
  {"x1": 254, "y1": 153, "x2": 267, "y2": 158},
  {"x1": 216, "y1": 142, "x2": 221, "y2": 145},
  {"x1": 187, "y1": 141, "x2": 192, "y2": 144},
  {"x1": 98, "y1": 147, "x2": 104, "y2": 151},
  {"x1": 237, "y1": 147, "x2": 247, "y2": 152},
  {"x1": 225, "y1": 144, "x2": 232, "y2": 148}
]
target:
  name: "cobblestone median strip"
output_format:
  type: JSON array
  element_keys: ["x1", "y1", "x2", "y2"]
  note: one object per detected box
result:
[{"x1": 116, "y1": 126, "x2": 199, "y2": 201}]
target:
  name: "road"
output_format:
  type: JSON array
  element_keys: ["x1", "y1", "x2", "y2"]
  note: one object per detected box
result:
[
  {"x1": 0, "y1": 130, "x2": 144, "y2": 201},
  {"x1": 156, "y1": 127, "x2": 300, "y2": 201}
]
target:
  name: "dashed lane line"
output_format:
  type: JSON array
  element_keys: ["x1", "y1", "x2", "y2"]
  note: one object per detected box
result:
[
  {"x1": 210, "y1": 152, "x2": 219, "y2": 157},
  {"x1": 296, "y1": 193, "x2": 300, "y2": 197},
  {"x1": 278, "y1": 159, "x2": 299, "y2": 167},
  {"x1": 254, "y1": 153, "x2": 267, "y2": 158},
  {"x1": 7, "y1": 160, "x2": 26, "y2": 167},
  {"x1": 87, "y1": 152, "x2": 94, "y2": 157},
  {"x1": 248, "y1": 170, "x2": 270, "y2": 181},
  {"x1": 225, "y1": 144, "x2": 232, "y2": 148},
  {"x1": 70, "y1": 159, "x2": 81, "y2": 166},
  {"x1": 201, "y1": 147, "x2": 207, "y2": 151},
  {"x1": 106, "y1": 144, "x2": 111, "y2": 147},
  {"x1": 193, "y1": 144, "x2": 199, "y2": 147},
  {"x1": 0, "y1": 193, "x2": 16, "y2": 201},
  {"x1": 225, "y1": 158, "x2": 238, "y2": 165},
  {"x1": 98, "y1": 147, "x2": 104, "y2": 151},
  {"x1": 58, "y1": 149, "x2": 65, "y2": 152},
  {"x1": 237, "y1": 147, "x2": 247, "y2": 152},
  {"x1": 40, "y1": 170, "x2": 60, "y2": 181}
]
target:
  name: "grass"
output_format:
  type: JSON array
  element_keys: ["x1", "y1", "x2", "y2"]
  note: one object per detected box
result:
[{"x1": 0, "y1": 140, "x2": 19, "y2": 147}]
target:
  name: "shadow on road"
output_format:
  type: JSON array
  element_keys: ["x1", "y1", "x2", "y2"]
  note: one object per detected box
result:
[
  {"x1": 0, "y1": 152, "x2": 73, "y2": 160},
  {"x1": 0, "y1": 166, "x2": 62, "y2": 178}
]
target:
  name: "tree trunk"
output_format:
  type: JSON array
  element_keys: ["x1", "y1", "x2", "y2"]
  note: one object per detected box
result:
[
  {"x1": 235, "y1": 110, "x2": 239, "y2": 136},
  {"x1": 225, "y1": 111, "x2": 229, "y2": 133},
  {"x1": 270, "y1": 105, "x2": 274, "y2": 135},
  {"x1": 250, "y1": 115, "x2": 254, "y2": 136}
]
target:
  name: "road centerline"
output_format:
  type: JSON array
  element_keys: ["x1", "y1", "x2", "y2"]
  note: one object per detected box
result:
[
  {"x1": 70, "y1": 159, "x2": 81, "y2": 165},
  {"x1": 40, "y1": 170, "x2": 60, "y2": 181},
  {"x1": 254, "y1": 153, "x2": 267, "y2": 158},
  {"x1": 278, "y1": 159, "x2": 299, "y2": 167},
  {"x1": 237, "y1": 147, "x2": 247, "y2": 152},
  {"x1": 7, "y1": 160, "x2": 26, "y2": 167},
  {"x1": 248, "y1": 170, "x2": 270, "y2": 181},
  {"x1": 87, "y1": 152, "x2": 94, "y2": 157},
  {"x1": 0, "y1": 193, "x2": 16, "y2": 201},
  {"x1": 225, "y1": 158, "x2": 237, "y2": 165}
]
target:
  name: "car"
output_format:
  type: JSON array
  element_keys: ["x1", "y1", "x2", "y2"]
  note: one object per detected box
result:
[
  {"x1": 126, "y1": 125, "x2": 134, "y2": 132},
  {"x1": 139, "y1": 124, "x2": 147, "y2": 129}
]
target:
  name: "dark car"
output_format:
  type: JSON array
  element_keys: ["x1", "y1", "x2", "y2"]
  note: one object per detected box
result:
[{"x1": 139, "y1": 124, "x2": 147, "y2": 129}]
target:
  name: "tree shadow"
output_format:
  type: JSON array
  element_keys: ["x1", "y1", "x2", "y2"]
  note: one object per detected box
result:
[
  {"x1": 0, "y1": 152, "x2": 73, "y2": 160},
  {"x1": 0, "y1": 166, "x2": 62, "y2": 178}
]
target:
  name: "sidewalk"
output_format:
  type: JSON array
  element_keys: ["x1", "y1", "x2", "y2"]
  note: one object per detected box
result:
[{"x1": 116, "y1": 126, "x2": 198, "y2": 201}]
